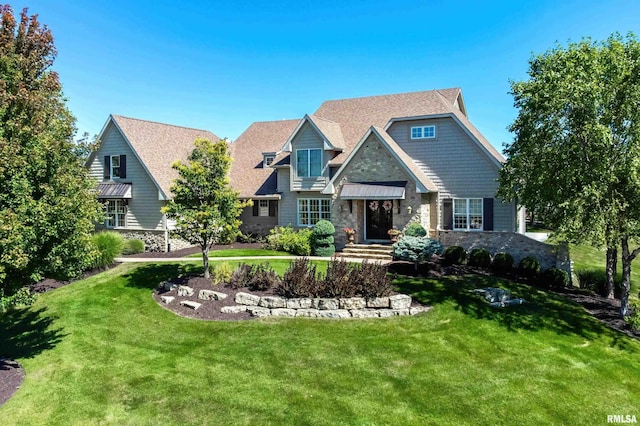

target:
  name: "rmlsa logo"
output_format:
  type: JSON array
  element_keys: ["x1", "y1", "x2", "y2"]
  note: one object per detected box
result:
[{"x1": 608, "y1": 415, "x2": 637, "y2": 423}]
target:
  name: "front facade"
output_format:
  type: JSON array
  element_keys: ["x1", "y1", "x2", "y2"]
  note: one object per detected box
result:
[
  {"x1": 86, "y1": 115, "x2": 219, "y2": 251},
  {"x1": 229, "y1": 88, "x2": 523, "y2": 246}
]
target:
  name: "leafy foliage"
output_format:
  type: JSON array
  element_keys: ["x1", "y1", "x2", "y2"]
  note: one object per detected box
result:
[
  {"x1": 277, "y1": 257, "x2": 318, "y2": 298},
  {"x1": 468, "y1": 248, "x2": 491, "y2": 268},
  {"x1": 357, "y1": 260, "x2": 394, "y2": 299},
  {"x1": 625, "y1": 301, "x2": 640, "y2": 330},
  {"x1": 0, "y1": 286, "x2": 36, "y2": 312},
  {"x1": 0, "y1": 6, "x2": 103, "y2": 296},
  {"x1": 443, "y1": 246, "x2": 467, "y2": 265},
  {"x1": 404, "y1": 222, "x2": 427, "y2": 237},
  {"x1": 161, "y1": 138, "x2": 247, "y2": 278},
  {"x1": 518, "y1": 256, "x2": 541, "y2": 278},
  {"x1": 227, "y1": 263, "x2": 255, "y2": 289},
  {"x1": 209, "y1": 262, "x2": 233, "y2": 285},
  {"x1": 91, "y1": 232, "x2": 124, "y2": 269},
  {"x1": 311, "y1": 219, "x2": 335, "y2": 257},
  {"x1": 122, "y1": 239, "x2": 145, "y2": 255},
  {"x1": 539, "y1": 268, "x2": 569, "y2": 289},
  {"x1": 265, "y1": 225, "x2": 312, "y2": 255},
  {"x1": 491, "y1": 252, "x2": 514, "y2": 272},
  {"x1": 247, "y1": 263, "x2": 281, "y2": 291},
  {"x1": 393, "y1": 236, "x2": 444, "y2": 264},
  {"x1": 319, "y1": 258, "x2": 354, "y2": 297},
  {"x1": 575, "y1": 269, "x2": 622, "y2": 298}
]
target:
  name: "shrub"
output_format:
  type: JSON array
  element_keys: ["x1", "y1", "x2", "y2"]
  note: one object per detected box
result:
[
  {"x1": 491, "y1": 252, "x2": 514, "y2": 272},
  {"x1": 91, "y1": 231, "x2": 124, "y2": 268},
  {"x1": 443, "y1": 246, "x2": 467, "y2": 265},
  {"x1": 519, "y1": 256, "x2": 541, "y2": 278},
  {"x1": 311, "y1": 219, "x2": 335, "y2": 257},
  {"x1": 121, "y1": 239, "x2": 145, "y2": 255},
  {"x1": 209, "y1": 262, "x2": 233, "y2": 285},
  {"x1": 468, "y1": 248, "x2": 491, "y2": 268},
  {"x1": 575, "y1": 269, "x2": 622, "y2": 298},
  {"x1": 227, "y1": 263, "x2": 256, "y2": 289},
  {"x1": 277, "y1": 257, "x2": 319, "y2": 298},
  {"x1": 625, "y1": 301, "x2": 640, "y2": 330},
  {"x1": 404, "y1": 222, "x2": 427, "y2": 237},
  {"x1": 0, "y1": 287, "x2": 37, "y2": 312},
  {"x1": 540, "y1": 267, "x2": 569, "y2": 289},
  {"x1": 393, "y1": 236, "x2": 444, "y2": 264},
  {"x1": 319, "y1": 258, "x2": 355, "y2": 297},
  {"x1": 265, "y1": 225, "x2": 312, "y2": 256},
  {"x1": 358, "y1": 261, "x2": 394, "y2": 299},
  {"x1": 248, "y1": 263, "x2": 281, "y2": 291}
]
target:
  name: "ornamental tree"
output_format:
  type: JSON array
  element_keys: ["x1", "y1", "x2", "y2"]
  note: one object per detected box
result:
[
  {"x1": 0, "y1": 5, "x2": 103, "y2": 298},
  {"x1": 161, "y1": 138, "x2": 247, "y2": 278},
  {"x1": 497, "y1": 33, "x2": 640, "y2": 316}
]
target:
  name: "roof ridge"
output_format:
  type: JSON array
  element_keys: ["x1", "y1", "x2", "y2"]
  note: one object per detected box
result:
[
  {"x1": 111, "y1": 114, "x2": 216, "y2": 134},
  {"x1": 248, "y1": 118, "x2": 301, "y2": 125},
  {"x1": 307, "y1": 114, "x2": 340, "y2": 125},
  {"x1": 319, "y1": 88, "x2": 462, "y2": 105}
]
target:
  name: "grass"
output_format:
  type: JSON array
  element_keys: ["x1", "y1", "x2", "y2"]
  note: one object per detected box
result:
[
  {"x1": 1, "y1": 260, "x2": 640, "y2": 424},
  {"x1": 186, "y1": 248, "x2": 291, "y2": 258}
]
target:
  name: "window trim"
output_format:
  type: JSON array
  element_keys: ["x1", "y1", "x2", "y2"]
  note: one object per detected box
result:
[
  {"x1": 295, "y1": 148, "x2": 323, "y2": 178},
  {"x1": 297, "y1": 198, "x2": 331, "y2": 226},
  {"x1": 258, "y1": 199, "x2": 269, "y2": 217},
  {"x1": 453, "y1": 198, "x2": 483, "y2": 231},
  {"x1": 110, "y1": 155, "x2": 121, "y2": 179},
  {"x1": 264, "y1": 156, "x2": 275, "y2": 167},
  {"x1": 410, "y1": 125, "x2": 436, "y2": 140},
  {"x1": 105, "y1": 199, "x2": 126, "y2": 228}
]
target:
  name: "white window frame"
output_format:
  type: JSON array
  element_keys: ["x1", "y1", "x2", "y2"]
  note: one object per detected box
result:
[
  {"x1": 453, "y1": 198, "x2": 483, "y2": 231},
  {"x1": 297, "y1": 198, "x2": 331, "y2": 226},
  {"x1": 296, "y1": 149, "x2": 323, "y2": 178},
  {"x1": 264, "y1": 155, "x2": 275, "y2": 167},
  {"x1": 411, "y1": 125, "x2": 436, "y2": 140},
  {"x1": 105, "y1": 199, "x2": 126, "y2": 228},
  {"x1": 110, "y1": 155, "x2": 121, "y2": 178},
  {"x1": 258, "y1": 200, "x2": 269, "y2": 217}
]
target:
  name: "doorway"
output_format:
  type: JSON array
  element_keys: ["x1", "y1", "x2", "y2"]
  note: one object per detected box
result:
[{"x1": 365, "y1": 200, "x2": 393, "y2": 240}]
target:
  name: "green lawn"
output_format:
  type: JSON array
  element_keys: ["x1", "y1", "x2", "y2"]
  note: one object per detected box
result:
[
  {"x1": 1, "y1": 261, "x2": 639, "y2": 425},
  {"x1": 186, "y1": 248, "x2": 291, "y2": 258}
]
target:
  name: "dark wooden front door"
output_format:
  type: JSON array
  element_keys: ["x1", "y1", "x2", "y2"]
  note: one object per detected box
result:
[{"x1": 365, "y1": 200, "x2": 393, "y2": 240}]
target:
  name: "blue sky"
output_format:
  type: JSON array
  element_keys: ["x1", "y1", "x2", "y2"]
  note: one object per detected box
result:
[{"x1": 14, "y1": 0, "x2": 640, "y2": 152}]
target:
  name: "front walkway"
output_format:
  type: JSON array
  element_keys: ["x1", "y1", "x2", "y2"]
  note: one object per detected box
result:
[{"x1": 115, "y1": 255, "x2": 391, "y2": 264}]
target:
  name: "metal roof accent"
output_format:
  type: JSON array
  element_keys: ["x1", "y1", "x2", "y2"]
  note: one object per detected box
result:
[
  {"x1": 97, "y1": 183, "x2": 132, "y2": 198},
  {"x1": 339, "y1": 182, "x2": 406, "y2": 200}
]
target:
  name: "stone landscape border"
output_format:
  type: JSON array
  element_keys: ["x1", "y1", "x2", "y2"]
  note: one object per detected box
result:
[{"x1": 160, "y1": 282, "x2": 430, "y2": 319}]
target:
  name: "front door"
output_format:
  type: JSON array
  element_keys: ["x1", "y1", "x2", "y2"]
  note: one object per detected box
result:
[{"x1": 365, "y1": 200, "x2": 393, "y2": 240}]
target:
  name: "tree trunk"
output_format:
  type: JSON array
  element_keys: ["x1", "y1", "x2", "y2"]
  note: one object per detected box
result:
[
  {"x1": 620, "y1": 237, "x2": 632, "y2": 318},
  {"x1": 605, "y1": 245, "x2": 617, "y2": 299},
  {"x1": 202, "y1": 245, "x2": 210, "y2": 279}
]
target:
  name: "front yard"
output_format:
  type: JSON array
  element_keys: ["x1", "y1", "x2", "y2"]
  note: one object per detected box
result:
[{"x1": 1, "y1": 260, "x2": 639, "y2": 425}]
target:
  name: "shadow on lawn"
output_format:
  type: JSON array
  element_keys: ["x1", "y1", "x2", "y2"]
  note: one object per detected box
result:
[
  {"x1": 0, "y1": 307, "x2": 66, "y2": 359},
  {"x1": 395, "y1": 274, "x2": 632, "y2": 345},
  {"x1": 122, "y1": 263, "x2": 203, "y2": 290}
]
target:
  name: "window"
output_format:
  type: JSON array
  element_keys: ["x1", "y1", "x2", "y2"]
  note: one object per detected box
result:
[
  {"x1": 298, "y1": 198, "x2": 331, "y2": 226},
  {"x1": 258, "y1": 200, "x2": 269, "y2": 217},
  {"x1": 453, "y1": 198, "x2": 483, "y2": 231},
  {"x1": 296, "y1": 149, "x2": 322, "y2": 177},
  {"x1": 264, "y1": 156, "x2": 274, "y2": 166},
  {"x1": 105, "y1": 200, "x2": 126, "y2": 228},
  {"x1": 111, "y1": 155, "x2": 121, "y2": 178},
  {"x1": 411, "y1": 125, "x2": 436, "y2": 140}
]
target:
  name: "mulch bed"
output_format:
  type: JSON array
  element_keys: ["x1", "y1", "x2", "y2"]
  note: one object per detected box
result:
[{"x1": 2, "y1": 249, "x2": 638, "y2": 406}]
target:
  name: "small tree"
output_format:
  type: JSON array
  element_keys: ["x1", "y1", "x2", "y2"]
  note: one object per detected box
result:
[
  {"x1": 161, "y1": 138, "x2": 247, "y2": 278},
  {"x1": 392, "y1": 236, "x2": 444, "y2": 271}
]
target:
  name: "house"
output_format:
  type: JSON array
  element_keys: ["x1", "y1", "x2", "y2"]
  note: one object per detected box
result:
[
  {"x1": 229, "y1": 88, "x2": 525, "y2": 247},
  {"x1": 86, "y1": 115, "x2": 220, "y2": 251}
]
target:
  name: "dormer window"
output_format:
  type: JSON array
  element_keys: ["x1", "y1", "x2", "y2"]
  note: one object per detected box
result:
[
  {"x1": 296, "y1": 149, "x2": 322, "y2": 177},
  {"x1": 264, "y1": 155, "x2": 275, "y2": 167},
  {"x1": 411, "y1": 125, "x2": 436, "y2": 140}
]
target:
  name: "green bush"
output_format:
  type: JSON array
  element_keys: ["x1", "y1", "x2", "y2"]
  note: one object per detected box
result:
[
  {"x1": 248, "y1": 263, "x2": 281, "y2": 291},
  {"x1": 519, "y1": 256, "x2": 541, "y2": 278},
  {"x1": 575, "y1": 269, "x2": 622, "y2": 298},
  {"x1": 209, "y1": 262, "x2": 233, "y2": 285},
  {"x1": 625, "y1": 301, "x2": 640, "y2": 330},
  {"x1": 311, "y1": 219, "x2": 335, "y2": 257},
  {"x1": 121, "y1": 239, "x2": 145, "y2": 255},
  {"x1": 265, "y1": 225, "x2": 312, "y2": 255},
  {"x1": 227, "y1": 263, "x2": 256, "y2": 289},
  {"x1": 0, "y1": 287, "x2": 37, "y2": 312},
  {"x1": 392, "y1": 236, "x2": 444, "y2": 263},
  {"x1": 468, "y1": 248, "x2": 491, "y2": 268},
  {"x1": 91, "y1": 231, "x2": 124, "y2": 269},
  {"x1": 492, "y1": 252, "x2": 514, "y2": 272},
  {"x1": 540, "y1": 267, "x2": 569, "y2": 289},
  {"x1": 404, "y1": 222, "x2": 427, "y2": 237},
  {"x1": 443, "y1": 246, "x2": 467, "y2": 265}
]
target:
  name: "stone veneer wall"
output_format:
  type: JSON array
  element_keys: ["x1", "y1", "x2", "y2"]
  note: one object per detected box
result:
[
  {"x1": 438, "y1": 231, "x2": 572, "y2": 277},
  {"x1": 117, "y1": 230, "x2": 192, "y2": 252}
]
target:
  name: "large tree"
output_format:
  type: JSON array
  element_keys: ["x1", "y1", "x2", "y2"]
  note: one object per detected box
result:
[
  {"x1": 161, "y1": 138, "x2": 247, "y2": 278},
  {"x1": 498, "y1": 33, "x2": 640, "y2": 316},
  {"x1": 0, "y1": 5, "x2": 102, "y2": 296}
]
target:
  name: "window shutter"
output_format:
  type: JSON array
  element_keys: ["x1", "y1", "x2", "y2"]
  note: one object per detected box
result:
[
  {"x1": 269, "y1": 200, "x2": 277, "y2": 217},
  {"x1": 442, "y1": 198, "x2": 453, "y2": 230},
  {"x1": 119, "y1": 155, "x2": 127, "y2": 179},
  {"x1": 252, "y1": 201, "x2": 259, "y2": 216},
  {"x1": 483, "y1": 198, "x2": 494, "y2": 231},
  {"x1": 104, "y1": 156, "x2": 110, "y2": 180}
]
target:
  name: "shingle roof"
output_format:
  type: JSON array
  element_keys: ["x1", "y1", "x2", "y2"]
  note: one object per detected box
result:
[
  {"x1": 228, "y1": 119, "x2": 300, "y2": 198},
  {"x1": 306, "y1": 114, "x2": 345, "y2": 150},
  {"x1": 109, "y1": 115, "x2": 220, "y2": 198}
]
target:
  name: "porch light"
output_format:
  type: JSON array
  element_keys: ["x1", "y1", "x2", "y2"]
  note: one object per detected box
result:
[{"x1": 407, "y1": 205, "x2": 413, "y2": 215}]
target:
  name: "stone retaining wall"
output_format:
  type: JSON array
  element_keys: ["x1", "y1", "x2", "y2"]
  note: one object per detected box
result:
[
  {"x1": 438, "y1": 231, "x2": 572, "y2": 277},
  {"x1": 117, "y1": 230, "x2": 191, "y2": 252}
]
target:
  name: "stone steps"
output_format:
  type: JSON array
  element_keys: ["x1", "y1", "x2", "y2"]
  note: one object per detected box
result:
[{"x1": 337, "y1": 244, "x2": 393, "y2": 261}]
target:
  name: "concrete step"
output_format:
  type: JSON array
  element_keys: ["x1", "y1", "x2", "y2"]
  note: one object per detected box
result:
[
  {"x1": 336, "y1": 252, "x2": 393, "y2": 261},
  {"x1": 342, "y1": 248, "x2": 393, "y2": 256},
  {"x1": 338, "y1": 244, "x2": 393, "y2": 261}
]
